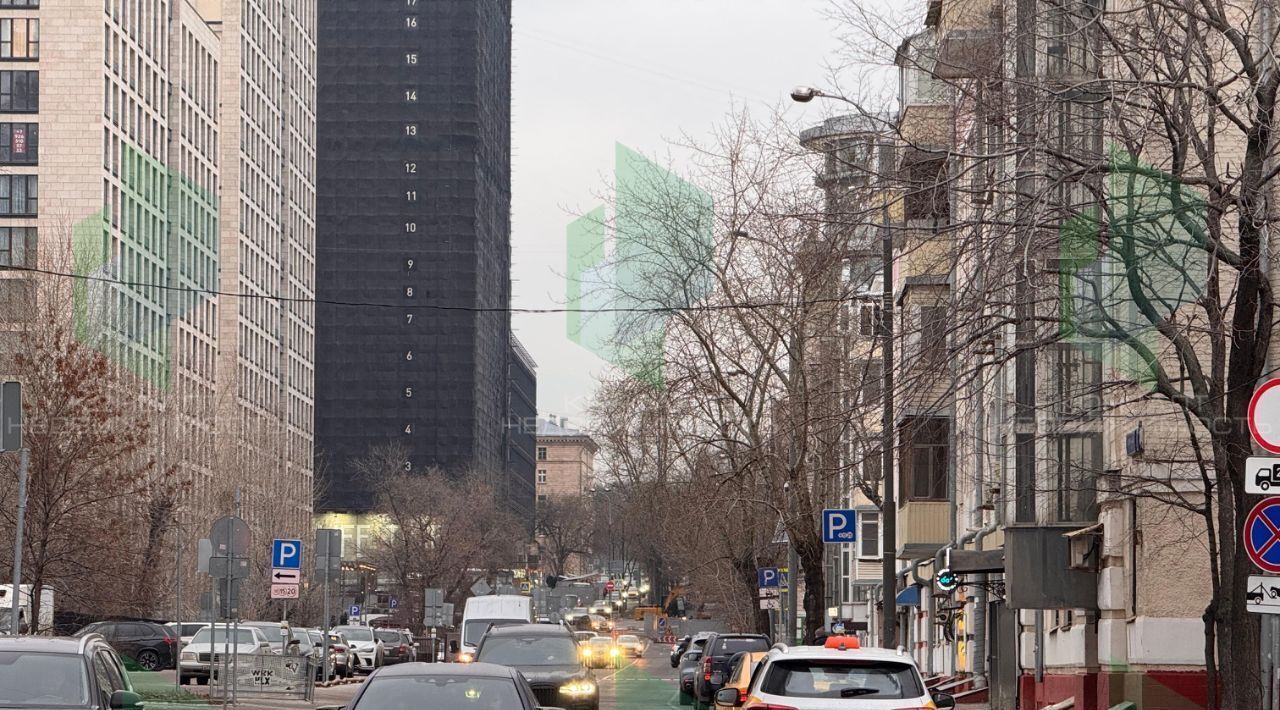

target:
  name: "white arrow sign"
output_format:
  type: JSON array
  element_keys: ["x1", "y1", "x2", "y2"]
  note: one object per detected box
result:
[{"x1": 271, "y1": 568, "x2": 300, "y2": 583}]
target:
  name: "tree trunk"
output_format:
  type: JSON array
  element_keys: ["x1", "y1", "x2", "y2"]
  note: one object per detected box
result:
[
  {"x1": 1217, "y1": 433, "x2": 1261, "y2": 709},
  {"x1": 794, "y1": 534, "x2": 825, "y2": 643}
]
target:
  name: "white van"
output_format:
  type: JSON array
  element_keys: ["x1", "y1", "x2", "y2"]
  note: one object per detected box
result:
[{"x1": 458, "y1": 594, "x2": 531, "y2": 661}]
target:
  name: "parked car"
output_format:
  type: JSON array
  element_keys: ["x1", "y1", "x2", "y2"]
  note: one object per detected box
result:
[
  {"x1": 713, "y1": 637, "x2": 955, "y2": 710},
  {"x1": 670, "y1": 632, "x2": 711, "y2": 668},
  {"x1": 616, "y1": 634, "x2": 645, "y2": 658},
  {"x1": 0, "y1": 635, "x2": 144, "y2": 709},
  {"x1": 582, "y1": 635, "x2": 620, "y2": 669},
  {"x1": 166, "y1": 622, "x2": 209, "y2": 650},
  {"x1": 475, "y1": 623, "x2": 598, "y2": 710},
  {"x1": 73, "y1": 620, "x2": 176, "y2": 672},
  {"x1": 692, "y1": 632, "x2": 771, "y2": 708},
  {"x1": 318, "y1": 662, "x2": 545, "y2": 710},
  {"x1": 573, "y1": 630, "x2": 598, "y2": 644},
  {"x1": 290, "y1": 628, "x2": 336, "y2": 681},
  {"x1": 677, "y1": 649, "x2": 704, "y2": 705},
  {"x1": 333, "y1": 625, "x2": 385, "y2": 671},
  {"x1": 177, "y1": 624, "x2": 273, "y2": 685},
  {"x1": 239, "y1": 621, "x2": 296, "y2": 654},
  {"x1": 374, "y1": 628, "x2": 415, "y2": 665},
  {"x1": 323, "y1": 630, "x2": 354, "y2": 678},
  {"x1": 712, "y1": 651, "x2": 767, "y2": 709}
]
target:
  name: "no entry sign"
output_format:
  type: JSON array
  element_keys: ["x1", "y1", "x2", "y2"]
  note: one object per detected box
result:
[
  {"x1": 1250, "y1": 379, "x2": 1280, "y2": 453},
  {"x1": 1245, "y1": 497, "x2": 1280, "y2": 573}
]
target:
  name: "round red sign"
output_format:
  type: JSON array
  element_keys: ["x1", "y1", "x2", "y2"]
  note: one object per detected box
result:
[
  {"x1": 1249, "y1": 379, "x2": 1280, "y2": 454},
  {"x1": 1244, "y1": 497, "x2": 1280, "y2": 573}
]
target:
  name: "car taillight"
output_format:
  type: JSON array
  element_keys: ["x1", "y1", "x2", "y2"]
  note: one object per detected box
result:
[
  {"x1": 702, "y1": 655, "x2": 712, "y2": 681},
  {"x1": 399, "y1": 644, "x2": 408, "y2": 654},
  {"x1": 164, "y1": 637, "x2": 176, "y2": 645},
  {"x1": 332, "y1": 645, "x2": 346, "y2": 653}
]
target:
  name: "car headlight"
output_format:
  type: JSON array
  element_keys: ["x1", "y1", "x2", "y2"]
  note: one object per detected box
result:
[
  {"x1": 581, "y1": 648, "x2": 592, "y2": 657},
  {"x1": 610, "y1": 647, "x2": 620, "y2": 656},
  {"x1": 456, "y1": 651, "x2": 474, "y2": 663},
  {"x1": 561, "y1": 680, "x2": 597, "y2": 696},
  {"x1": 181, "y1": 652, "x2": 195, "y2": 661}
]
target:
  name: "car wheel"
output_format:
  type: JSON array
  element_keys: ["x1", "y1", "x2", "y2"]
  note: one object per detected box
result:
[
  {"x1": 196, "y1": 677, "x2": 209, "y2": 686},
  {"x1": 136, "y1": 650, "x2": 161, "y2": 672}
]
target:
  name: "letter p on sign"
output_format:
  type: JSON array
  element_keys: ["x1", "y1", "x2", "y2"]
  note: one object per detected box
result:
[{"x1": 822, "y1": 509, "x2": 858, "y2": 544}]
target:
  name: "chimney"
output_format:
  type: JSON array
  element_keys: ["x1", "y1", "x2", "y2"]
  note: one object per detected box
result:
[{"x1": 560, "y1": 417, "x2": 568, "y2": 429}]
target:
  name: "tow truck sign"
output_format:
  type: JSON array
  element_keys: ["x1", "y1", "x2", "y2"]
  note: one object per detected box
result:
[
  {"x1": 1248, "y1": 457, "x2": 1280, "y2": 495},
  {"x1": 1248, "y1": 575, "x2": 1280, "y2": 615}
]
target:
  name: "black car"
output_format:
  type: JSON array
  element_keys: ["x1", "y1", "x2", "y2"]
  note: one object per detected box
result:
[
  {"x1": 0, "y1": 634, "x2": 144, "y2": 708},
  {"x1": 321, "y1": 662, "x2": 548, "y2": 710},
  {"x1": 475, "y1": 623, "x2": 598, "y2": 710},
  {"x1": 669, "y1": 631, "x2": 711, "y2": 667},
  {"x1": 374, "y1": 628, "x2": 414, "y2": 665},
  {"x1": 691, "y1": 632, "x2": 770, "y2": 708},
  {"x1": 74, "y1": 620, "x2": 176, "y2": 672}
]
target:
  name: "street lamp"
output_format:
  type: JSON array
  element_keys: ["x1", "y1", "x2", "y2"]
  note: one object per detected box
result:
[{"x1": 792, "y1": 85, "x2": 898, "y2": 650}]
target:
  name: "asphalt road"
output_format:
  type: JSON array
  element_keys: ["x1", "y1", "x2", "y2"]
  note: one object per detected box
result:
[{"x1": 144, "y1": 623, "x2": 684, "y2": 709}]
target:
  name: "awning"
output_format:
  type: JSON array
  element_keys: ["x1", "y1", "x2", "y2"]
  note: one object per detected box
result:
[{"x1": 896, "y1": 584, "x2": 922, "y2": 607}]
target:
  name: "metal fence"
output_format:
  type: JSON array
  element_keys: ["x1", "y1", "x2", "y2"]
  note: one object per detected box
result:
[{"x1": 209, "y1": 654, "x2": 314, "y2": 701}]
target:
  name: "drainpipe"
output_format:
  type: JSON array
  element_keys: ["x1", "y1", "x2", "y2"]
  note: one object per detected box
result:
[
  {"x1": 970, "y1": 524, "x2": 999, "y2": 689},
  {"x1": 933, "y1": 525, "x2": 999, "y2": 678},
  {"x1": 909, "y1": 557, "x2": 935, "y2": 676}
]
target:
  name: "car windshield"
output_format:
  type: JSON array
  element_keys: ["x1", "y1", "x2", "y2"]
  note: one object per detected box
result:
[
  {"x1": 355, "y1": 675, "x2": 520, "y2": 709},
  {"x1": 462, "y1": 619, "x2": 523, "y2": 647},
  {"x1": 338, "y1": 627, "x2": 374, "y2": 642},
  {"x1": 245, "y1": 625, "x2": 289, "y2": 649},
  {"x1": 190, "y1": 628, "x2": 257, "y2": 645},
  {"x1": 477, "y1": 635, "x2": 578, "y2": 666},
  {"x1": 374, "y1": 630, "x2": 402, "y2": 643},
  {"x1": 716, "y1": 637, "x2": 770, "y2": 655},
  {"x1": 588, "y1": 637, "x2": 613, "y2": 647},
  {"x1": 0, "y1": 652, "x2": 90, "y2": 707},
  {"x1": 619, "y1": 635, "x2": 639, "y2": 643},
  {"x1": 760, "y1": 659, "x2": 924, "y2": 700}
]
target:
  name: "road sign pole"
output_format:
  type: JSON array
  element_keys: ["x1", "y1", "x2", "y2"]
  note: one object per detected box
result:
[
  {"x1": 9, "y1": 448, "x2": 26, "y2": 635},
  {"x1": 322, "y1": 571, "x2": 330, "y2": 681}
]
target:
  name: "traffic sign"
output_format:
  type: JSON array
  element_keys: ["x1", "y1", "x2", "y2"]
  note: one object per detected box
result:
[
  {"x1": 390, "y1": 597, "x2": 399, "y2": 610},
  {"x1": 1244, "y1": 497, "x2": 1280, "y2": 573},
  {"x1": 271, "y1": 568, "x2": 300, "y2": 584},
  {"x1": 605, "y1": 580, "x2": 615, "y2": 593},
  {"x1": 779, "y1": 568, "x2": 789, "y2": 591},
  {"x1": 210, "y1": 516, "x2": 251, "y2": 557},
  {"x1": 822, "y1": 509, "x2": 858, "y2": 543},
  {"x1": 270, "y1": 584, "x2": 299, "y2": 600},
  {"x1": 1, "y1": 381, "x2": 20, "y2": 451},
  {"x1": 350, "y1": 605, "x2": 361, "y2": 618},
  {"x1": 759, "y1": 587, "x2": 780, "y2": 599},
  {"x1": 1248, "y1": 457, "x2": 1280, "y2": 494},
  {"x1": 759, "y1": 598, "x2": 781, "y2": 610},
  {"x1": 1248, "y1": 575, "x2": 1280, "y2": 615},
  {"x1": 757, "y1": 568, "x2": 780, "y2": 588},
  {"x1": 272, "y1": 539, "x2": 302, "y2": 569},
  {"x1": 1251, "y1": 379, "x2": 1280, "y2": 453},
  {"x1": 657, "y1": 617, "x2": 667, "y2": 630}
]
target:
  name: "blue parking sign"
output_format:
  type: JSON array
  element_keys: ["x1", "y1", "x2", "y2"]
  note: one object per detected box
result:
[
  {"x1": 757, "y1": 567, "x2": 780, "y2": 588},
  {"x1": 822, "y1": 509, "x2": 858, "y2": 544},
  {"x1": 350, "y1": 605, "x2": 361, "y2": 618},
  {"x1": 272, "y1": 539, "x2": 302, "y2": 569}
]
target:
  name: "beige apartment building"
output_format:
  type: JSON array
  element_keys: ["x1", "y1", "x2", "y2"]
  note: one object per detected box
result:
[
  {"x1": 1, "y1": 0, "x2": 315, "y2": 616},
  {"x1": 535, "y1": 416, "x2": 597, "y2": 503}
]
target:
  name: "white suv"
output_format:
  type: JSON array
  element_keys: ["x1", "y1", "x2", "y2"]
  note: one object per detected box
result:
[{"x1": 714, "y1": 638, "x2": 955, "y2": 709}]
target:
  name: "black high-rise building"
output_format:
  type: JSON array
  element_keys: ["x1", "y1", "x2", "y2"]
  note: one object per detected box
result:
[{"x1": 315, "y1": 0, "x2": 515, "y2": 513}]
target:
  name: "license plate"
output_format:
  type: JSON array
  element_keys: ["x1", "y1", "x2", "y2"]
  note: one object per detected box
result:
[{"x1": 711, "y1": 672, "x2": 723, "y2": 684}]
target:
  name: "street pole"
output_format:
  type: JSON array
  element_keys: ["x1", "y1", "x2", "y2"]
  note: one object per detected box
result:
[
  {"x1": 787, "y1": 541, "x2": 799, "y2": 644},
  {"x1": 879, "y1": 199, "x2": 898, "y2": 649},
  {"x1": 174, "y1": 517, "x2": 181, "y2": 692},
  {"x1": 322, "y1": 569, "x2": 331, "y2": 681},
  {"x1": 9, "y1": 448, "x2": 26, "y2": 635}
]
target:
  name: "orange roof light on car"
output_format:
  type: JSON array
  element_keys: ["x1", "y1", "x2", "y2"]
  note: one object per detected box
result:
[{"x1": 823, "y1": 636, "x2": 860, "y2": 651}]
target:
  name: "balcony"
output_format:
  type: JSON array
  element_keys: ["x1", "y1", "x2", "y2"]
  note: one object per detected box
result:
[
  {"x1": 897, "y1": 500, "x2": 950, "y2": 559},
  {"x1": 935, "y1": 0, "x2": 1000, "y2": 79}
]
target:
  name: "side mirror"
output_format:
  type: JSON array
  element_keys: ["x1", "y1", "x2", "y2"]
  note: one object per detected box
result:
[
  {"x1": 109, "y1": 690, "x2": 144, "y2": 709},
  {"x1": 932, "y1": 691, "x2": 957, "y2": 709},
  {"x1": 714, "y1": 688, "x2": 743, "y2": 707}
]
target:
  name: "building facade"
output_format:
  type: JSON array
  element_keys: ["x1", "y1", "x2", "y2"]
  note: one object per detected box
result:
[
  {"x1": 314, "y1": 0, "x2": 514, "y2": 513},
  {"x1": 506, "y1": 336, "x2": 537, "y2": 520},
  {"x1": 535, "y1": 417, "x2": 597, "y2": 503}
]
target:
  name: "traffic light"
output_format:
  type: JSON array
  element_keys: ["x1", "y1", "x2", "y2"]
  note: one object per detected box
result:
[
  {"x1": 936, "y1": 568, "x2": 961, "y2": 593},
  {"x1": 546, "y1": 575, "x2": 560, "y2": 589}
]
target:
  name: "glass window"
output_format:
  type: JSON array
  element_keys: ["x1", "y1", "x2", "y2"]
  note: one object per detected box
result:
[
  {"x1": 712, "y1": 637, "x2": 770, "y2": 656},
  {"x1": 0, "y1": 1, "x2": 40, "y2": 7},
  {"x1": 189, "y1": 628, "x2": 256, "y2": 646},
  {"x1": 0, "y1": 651, "x2": 91, "y2": 707},
  {"x1": 476, "y1": 634, "x2": 578, "y2": 666},
  {"x1": 0, "y1": 72, "x2": 38, "y2": 112},
  {"x1": 858, "y1": 510, "x2": 881, "y2": 559},
  {"x1": 899, "y1": 417, "x2": 949, "y2": 502},
  {"x1": 760, "y1": 659, "x2": 924, "y2": 700},
  {"x1": 0, "y1": 176, "x2": 36, "y2": 216},
  {"x1": 537, "y1": 447, "x2": 547, "y2": 460},
  {"x1": 1055, "y1": 434, "x2": 1101, "y2": 522},
  {"x1": 357, "y1": 676, "x2": 521, "y2": 708},
  {"x1": 536, "y1": 469, "x2": 547, "y2": 484},
  {"x1": 0, "y1": 19, "x2": 39, "y2": 59},
  {"x1": 461, "y1": 619, "x2": 524, "y2": 647},
  {"x1": 0, "y1": 124, "x2": 38, "y2": 166}
]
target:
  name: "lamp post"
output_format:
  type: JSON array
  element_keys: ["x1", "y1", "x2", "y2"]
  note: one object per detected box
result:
[{"x1": 791, "y1": 85, "x2": 897, "y2": 649}]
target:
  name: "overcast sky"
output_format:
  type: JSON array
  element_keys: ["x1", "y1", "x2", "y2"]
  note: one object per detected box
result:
[{"x1": 510, "y1": 1, "x2": 863, "y2": 425}]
